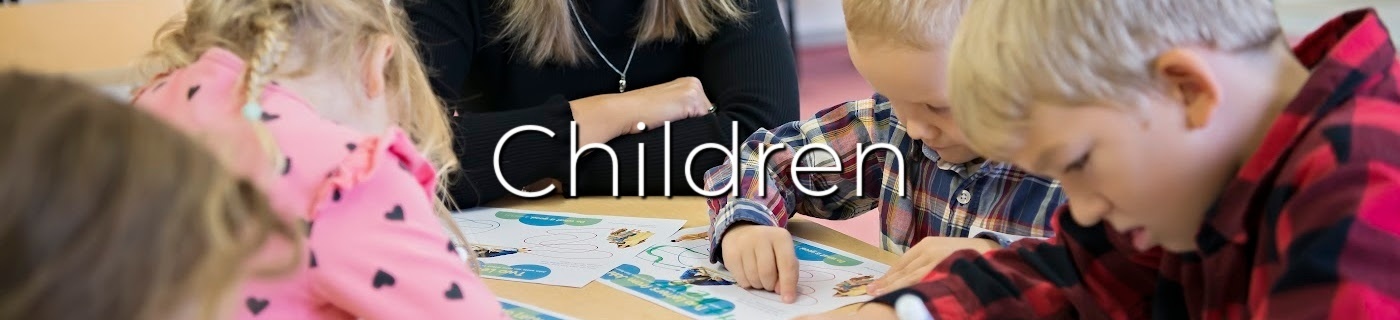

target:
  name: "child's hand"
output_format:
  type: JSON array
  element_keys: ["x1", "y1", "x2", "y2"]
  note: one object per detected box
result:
[
  {"x1": 867, "y1": 236, "x2": 1000, "y2": 296},
  {"x1": 569, "y1": 77, "x2": 712, "y2": 146},
  {"x1": 720, "y1": 224, "x2": 800, "y2": 303},
  {"x1": 794, "y1": 303, "x2": 899, "y2": 320}
]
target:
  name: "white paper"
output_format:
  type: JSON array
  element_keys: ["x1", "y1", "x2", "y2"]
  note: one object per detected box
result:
[
  {"x1": 599, "y1": 227, "x2": 890, "y2": 319},
  {"x1": 451, "y1": 207, "x2": 686, "y2": 287},
  {"x1": 497, "y1": 298, "x2": 578, "y2": 320}
]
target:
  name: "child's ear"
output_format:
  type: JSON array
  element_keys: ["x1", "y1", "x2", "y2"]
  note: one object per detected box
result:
[
  {"x1": 1153, "y1": 48, "x2": 1221, "y2": 130},
  {"x1": 361, "y1": 35, "x2": 395, "y2": 100}
]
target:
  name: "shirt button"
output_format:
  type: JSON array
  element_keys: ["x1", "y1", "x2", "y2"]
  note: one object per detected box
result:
[{"x1": 957, "y1": 190, "x2": 972, "y2": 205}]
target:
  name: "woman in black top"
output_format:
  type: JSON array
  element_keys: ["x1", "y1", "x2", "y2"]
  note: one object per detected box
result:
[{"x1": 408, "y1": 0, "x2": 799, "y2": 207}]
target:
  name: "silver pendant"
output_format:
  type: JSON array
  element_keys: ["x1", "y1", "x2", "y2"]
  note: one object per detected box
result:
[{"x1": 619, "y1": 78, "x2": 627, "y2": 92}]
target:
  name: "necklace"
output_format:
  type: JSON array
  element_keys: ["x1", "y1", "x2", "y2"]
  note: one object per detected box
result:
[{"x1": 567, "y1": 0, "x2": 639, "y2": 92}]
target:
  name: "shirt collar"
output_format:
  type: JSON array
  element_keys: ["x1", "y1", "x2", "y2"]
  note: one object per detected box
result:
[{"x1": 922, "y1": 145, "x2": 989, "y2": 179}]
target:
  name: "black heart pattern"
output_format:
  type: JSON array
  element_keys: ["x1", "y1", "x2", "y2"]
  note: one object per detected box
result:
[
  {"x1": 246, "y1": 297, "x2": 269, "y2": 315},
  {"x1": 186, "y1": 85, "x2": 201, "y2": 100},
  {"x1": 385, "y1": 205, "x2": 404, "y2": 221},
  {"x1": 282, "y1": 157, "x2": 292, "y2": 176},
  {"x1": 309, "y1": 251, "x2": 317, "y2": 268},
  {"x1": 445, "y1": 282, "x2": 463, "y2": 300},
  {"x1": 346, "y1": 142, "x2": 357, "y2": 151},
  {"x1": 447, "y1": 240, "x2": 456, "y2": 253},
  {"x1": 261, "y1": 112, "x2": 280, "y2": 121},
  {"x1": 332, "y1": 188, "x2": 342, "y2": 202},
  {"x1": 373, "y1": 269, "x2": 396, "y2": 289}
]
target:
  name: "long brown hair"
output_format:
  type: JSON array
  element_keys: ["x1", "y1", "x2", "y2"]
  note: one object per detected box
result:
[
  {"x1": 497, "y1": 0, "x2": 749, "y2": 66},
  {"x1": 0, "y1": 71, "x2": 300, "y2": 319},
  {"x1": 144, "y1": 0, "x2": 475, "y2": 266}
]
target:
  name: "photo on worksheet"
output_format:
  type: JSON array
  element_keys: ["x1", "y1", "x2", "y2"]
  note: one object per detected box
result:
[
  {"x1": 600, "y1": 227, "x2": 890, "y2": 319},
  {"x1": 451, "y1": 207, "x2": 686, "y2": 287}
]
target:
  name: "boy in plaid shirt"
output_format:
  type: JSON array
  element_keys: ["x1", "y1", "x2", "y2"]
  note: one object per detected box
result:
[
  {"x1": 704, "y1": 0, "x2": 1065, "y2": 303},
  {"x1": 808, "y1": 1, "x2": 1400, "y2": 319}
]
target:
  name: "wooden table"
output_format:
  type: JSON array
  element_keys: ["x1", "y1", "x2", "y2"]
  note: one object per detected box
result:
[
  {"x1": 482, "y1": 196, "x2": 897, "y2": 319},
  {"x1": 0, "y1": 0, "x2": 184, "y2": 87}
]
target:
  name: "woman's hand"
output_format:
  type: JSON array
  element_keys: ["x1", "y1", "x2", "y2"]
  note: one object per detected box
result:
[{"x1": 570, "y1": 77, "x2": 713, "y2": 146}]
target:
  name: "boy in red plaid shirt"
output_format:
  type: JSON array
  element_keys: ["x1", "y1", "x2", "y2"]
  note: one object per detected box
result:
[{"x1": 802, "y1": 0, "x2": 1400, "y2": 319}]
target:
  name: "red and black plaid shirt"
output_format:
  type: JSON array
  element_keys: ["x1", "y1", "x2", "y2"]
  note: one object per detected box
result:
[{"x1": 872, "y1": 9, "x2": 1400, "y2": 319}]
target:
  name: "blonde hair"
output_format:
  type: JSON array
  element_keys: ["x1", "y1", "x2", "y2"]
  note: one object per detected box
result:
[
  {"x1": 948, "y1": 0, "x2": 1282, "y2": 157},
  {"x1": 842, "y1": 0, "x2": 968, "y2": 50},
  {"x1": 497, "y1": 0, "x2": 749, "y2": 66},
  {"x1": 145, "y1": 0, "x2": 476, "y2": 265},
  {"x1": 0, "y1": 71, "x2": 300, "y2": 320}
]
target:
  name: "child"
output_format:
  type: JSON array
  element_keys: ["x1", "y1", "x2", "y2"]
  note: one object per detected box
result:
[
  {"x1": 820, "y1": 1, "x2": 1400, "y2": 319},
  {"x1": 133, "y1": 0, "x2": 503, "y2": 318},
  {"x1": 0, "y1": 72, "x2": 299, "y2": 319},
  {"x1": 705, "y1": 0, "x2": 1066, "y2": 302}
]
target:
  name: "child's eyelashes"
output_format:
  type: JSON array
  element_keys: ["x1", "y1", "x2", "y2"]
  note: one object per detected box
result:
[{"x1": 1065, "y1": 151, "x2": 1092, "y2": 174}]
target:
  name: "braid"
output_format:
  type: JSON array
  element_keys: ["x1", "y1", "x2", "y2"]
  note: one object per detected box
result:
[
  {"x1": 242, "y1": 1, "x2": 293, "y2": 174},
  {"x1": 244, "y1": 5, "x2": 289, "y2": 110},
  {"x1": 144, "y1": 0, "x2": 484, "y2": 273}
]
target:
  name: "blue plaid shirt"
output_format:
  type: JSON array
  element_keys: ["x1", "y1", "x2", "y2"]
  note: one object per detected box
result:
[{"x1": 705, "y1": 96, "x2": 1066, "y2": 261}]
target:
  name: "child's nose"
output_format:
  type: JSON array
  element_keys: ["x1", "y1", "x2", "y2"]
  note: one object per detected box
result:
[
  {"x1": 1064, "y1": 184, "x2": 1111, "y2": 227},
  {"x1": 925, "y1": 126, "x2": 944, "y2": 142},
  {"x1": 908, "y1": 124, "x2": 940, "y2": 143},
  {"x1": 906, "y1": 125, "x2": 927, "y2": 141}
]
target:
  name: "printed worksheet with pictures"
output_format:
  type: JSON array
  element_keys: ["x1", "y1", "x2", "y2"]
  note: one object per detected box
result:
[
  {"x1": 497, "y1": 298, "x2": 578, "y2": 320},
  {"x1": 451, "y1": 207, "x2": 686, "y2": 287},
  {"x1": 600, "y1": 227, "x2": 890, "y2": 319}
]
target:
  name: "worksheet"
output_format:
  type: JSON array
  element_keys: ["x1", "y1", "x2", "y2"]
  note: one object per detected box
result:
[
  {"x1": 600, "y1": 227, "x2": 889, "y2": 319},
  {"x1": 498, "y1": 298, "x2": 578, "y2": 320},
  {"x1": 451, "y1": 207, "x2": 686, "y2": 287}
]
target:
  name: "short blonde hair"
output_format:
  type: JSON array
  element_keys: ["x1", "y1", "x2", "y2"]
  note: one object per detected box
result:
[
  {"x1": 842, "y1": 0, "x2": 968, "y2": 50},
  {"x1": 949, "y1": 0, "x2": 1282, "y2": 157}
]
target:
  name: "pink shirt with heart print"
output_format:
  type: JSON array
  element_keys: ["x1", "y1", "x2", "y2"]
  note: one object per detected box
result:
[{"x1": 132, "y1": 48, "x2": 504, "y2": 319}]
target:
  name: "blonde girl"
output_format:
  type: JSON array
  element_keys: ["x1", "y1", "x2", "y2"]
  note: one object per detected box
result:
[
  {"x1": 133, "y1": 0, "x2": 502, "y2": 318},
  {"x1": 0, "y1": 71, "x2": 298, "y2": 320}
]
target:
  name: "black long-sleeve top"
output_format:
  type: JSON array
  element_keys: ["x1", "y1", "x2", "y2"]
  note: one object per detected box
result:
[{"x1": 407, "y1": 0, "x2": 799, "y2": 207}]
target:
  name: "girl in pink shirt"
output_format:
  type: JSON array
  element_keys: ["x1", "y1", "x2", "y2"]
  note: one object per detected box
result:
[{"x1": 131, "y1": 0, "x2": 503, "y2": 318}]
